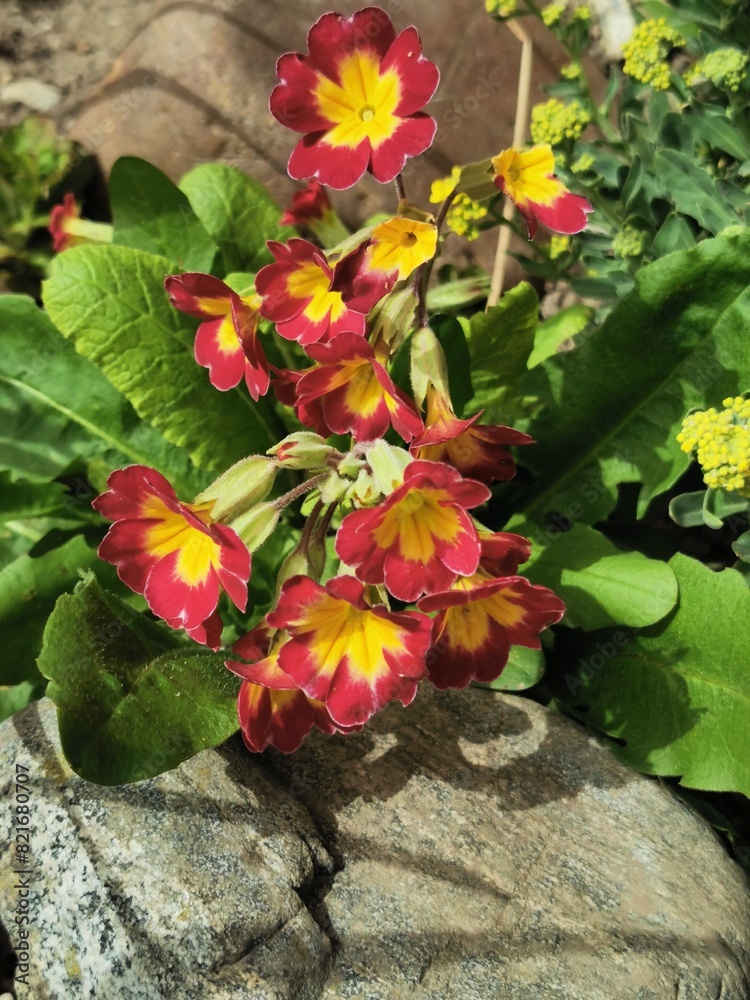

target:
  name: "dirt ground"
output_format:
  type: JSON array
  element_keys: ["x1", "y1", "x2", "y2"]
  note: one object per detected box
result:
[{"x1": 0, "y1": 0, "x2": 156, "y2": 130}]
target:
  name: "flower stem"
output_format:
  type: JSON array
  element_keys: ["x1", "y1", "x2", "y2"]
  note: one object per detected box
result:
[
  {"x1": 394, "y1": 173, "x2": 407, "y2": 205},
  {"x1": 272, "y1": 474, "x2": 326, "y2": 512}
]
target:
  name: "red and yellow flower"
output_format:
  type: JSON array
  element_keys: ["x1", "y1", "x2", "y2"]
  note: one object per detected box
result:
[
  {"x1": 226, "y1": 624, "x2": 341, "y2": 754},
  {"x1": 418, "y1": 573, "x2": 566, "y2": 689},
  {"x1": 293, "y1": 332, "x2": 423, "y2": 442},
  {"x1": 165, "y1": 273, "x2": 269, "y2": 400},
  {"x1": 93, "y1": 465, "x2": 251, "y2": 645},
  {"x1": 270, "y1": 7, "x2": 439, "y2": 189},
  {"x1": 478, "y1": 530, "x2": 533, "y2": 576},
  {"x1": 48, "y1": 193, "x2": 112, "y2": 253},
  {"x1": 255, "y1": 239, "x2": 383, "y2": 345},
  {"x1": 363, "y1": 216, "x2": 438, "y2": 285},
  {"x1": 491, "y1": 145, "x2": 593, "y2": 238},
  {"x1": 410, "y1": 385, "x2": 533, "y2": 484},
  {"x1": 264, "y1": 574, "x2": 431, "y2": 726},
  {"x1": 335, "y1": 459, "x2": 491, "y2": 603}
]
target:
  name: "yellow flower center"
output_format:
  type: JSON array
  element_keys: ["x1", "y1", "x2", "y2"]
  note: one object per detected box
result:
[
  {"x1": 367, "y1": 216, "x2": 438, "y2": 279},
  {"x1": 142, "y1": 496, "x2": 220, "y2": 587},
  {"x1": 315, "y1": 51, "x2": 401, "y2": 149}
]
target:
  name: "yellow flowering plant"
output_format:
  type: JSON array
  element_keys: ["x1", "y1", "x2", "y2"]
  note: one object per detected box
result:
[{"x1": 485, "y1": 0, "x2": 750, "y2": 306}]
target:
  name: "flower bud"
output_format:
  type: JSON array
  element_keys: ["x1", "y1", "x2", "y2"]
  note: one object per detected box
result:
[
  {"x1": 195, "y1": 456, "x2": 278, "y2": 523},
  {"x1": 409, "y1": 326, "x2": 451, "y2": 409},
  {"x1": 229, "y1": 502, "x2": 279, "y2": 552},
  {"x1": 269, "y1": 432, "x2": 338, "y2": 471},
  {"x1": 363, "y1": 440, "x2": 412, "y2": 497}
]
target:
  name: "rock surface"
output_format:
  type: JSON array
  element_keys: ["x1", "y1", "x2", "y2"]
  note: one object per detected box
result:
[{"x1": 2, "y1": 688, "x2": 750, "y2": 999}]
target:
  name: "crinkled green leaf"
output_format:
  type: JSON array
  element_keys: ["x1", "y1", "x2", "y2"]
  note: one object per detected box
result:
[
  {"x1": 524, "y1": 524, "x2": 678, "y2": 630},
  {"x1": 110, "y1": 156, "x2": 217, "y2": 272},
  {"x1": 38, "y1": 576, "x2": 240, "y2": 785},
  {"x1": 180, "y1": 163, "x2": 292, "y2": 273},
  {"x1": 465, "y1": 282, "x2": 538, "y2": 419},
  {"x1": 0, "y1": 474, "x2": 69, "y2": 523},
  {"x1": 516, "y1": 230, "x2": 750, "y2": 533},
  {"x1": 0, "y1": 681, "x2": 44, "y2": 724},
  {"x1": 654, "y1": 150, "x2": 738, "y2": 234},
  {"x1": 556, "y1": 554, "x2": 750, "y2": 795},
  {"x1": 0, "y1": 294, "x2": 205, "y2": 495},
  {"x1": 43, "y1": 245, "x2": 282, "y2": 472}
]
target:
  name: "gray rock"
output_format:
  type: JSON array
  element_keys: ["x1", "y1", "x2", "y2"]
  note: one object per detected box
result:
[
  {"x1": 0, "y1": 78, "x2": 61, "y2": 112},
  {"x1": 2, "y1": 688, "x2": 749, "y2": 999}
]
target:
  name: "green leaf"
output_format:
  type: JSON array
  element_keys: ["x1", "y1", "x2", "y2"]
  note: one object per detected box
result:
[
  {"x1": 733, "y1": 529, "x2": 750, "y2": 562},
  {"x1": 669, "y1": 490, "x2": 707, "y2": 528},
  {"x1": 0, "y1": 534, "x2": 98, "y2": 689},
  {"x1": 426, "y1": 275, "x2": 490, "y2": 313},
  {"x1": 653, "y1": 150, "x2": 738, "y2": 234},
  {"x1": 433, "y1": 315, "x2": 473, "y2": 415},
  {"x1": 524, "y1": 524, "x2": 678, "y2": 630},
  {"x1": 179, "y1": 163, "x2": 292, "y2": 273},
  {"x1": 110, "y1": 157, "x2": 217, "y2": 272},
  {"x1": 0, "y1": 475, "x2": 69, "y2": 523},
  {"x1": 482, "y1": 645, "x2": 545, "y2": 691},
  {"x1": 689, "y1": 105, "x2": 750, "y2": 162},
  {"x1": 557, "y1": 554, "x2": 750, "y2": 795},
  {"x1": 0, "y1": 294, "x2": 205, "y2": 495},
  {"x1": 38, "y1": 576, "x2": 240, "y2": 785},
  {"x1": 528, "y1": 305, "x2": 593, "y2": 368},
  {"x1": 516, "y1": 229, "x2": 750, "y2": 532},
  {"x1": 0, "y1": 681, "x2": 44, "y2": 725},
  {"x1": 43, "y1": 245, "x2": 282, "y2": 472},
  {"x1": 465, "y1": 282, "x2": 538, "y2": 419},
  {"x1": 651, "y1": 213, "x2": 696, "y2": 256}
]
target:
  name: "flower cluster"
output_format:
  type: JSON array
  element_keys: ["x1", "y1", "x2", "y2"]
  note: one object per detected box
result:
[
  {"x1": 677, "y1": 397, "x2": 750, "y2": 496},
  {"x1": 530, "y1": 99, "x2": 590, "y2": 147},
  {"x1": 612, "y1": 224, "x2": 648, "y2": 259},
  {"x1": 485, "y1": 0, "x2": 518, "y2": 17},
  {"x1": 430, "y1": 167, "x2": 488, "y2": 241},
  {"x1": 542, "y1": 2, "x2": 566, "y2": 27},
  {"x1": 87, "y1": 5, "x2": 587, "y2": 757},
  {"x1": 686, "y1": 48, "x2": 748, "y2": 93},
  {"x1": 622, "y1": 18, "x2": 684, "y2": 91}
]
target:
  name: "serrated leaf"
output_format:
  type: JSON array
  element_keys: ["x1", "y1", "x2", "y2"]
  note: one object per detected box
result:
[
  {"x1": 524, "y1": 524, "x2": 678, "y2": 629},
  {"x1": 110, "y1": 156, "x2": 217, "y2": 272},
  {"x1": 516, "y1": 230, "x2": 750, "y2": 532},
  {"x1": 38, "y1": 576, "x2": 240, "y2": 784},
  {"x1": 654, "y1": 150, "x2": 738, "y2": 234},
  {"x1": 180, "y1": 163, "x2": 292, "y2": 273},
  {"x1": 465, "y1": 282, "x2": 538, "y2": 419},
  {"x1": 557, "y1": 554, "x2": 750, "y2": 795},
  {"x1": 43, "y1": 245, "x2": 282, "y2": 472}
]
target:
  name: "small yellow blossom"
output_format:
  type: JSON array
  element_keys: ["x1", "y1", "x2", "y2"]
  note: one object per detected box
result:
[
  {"x1": 530, "y1": 99, "x2": 590, "y2": 146},
  {"x1": 573, "y1": 3, "x2": 591, "y2": 21},
  {"x1": 622, "y1": 18, "x2": 684, "y2": 91},
  {"x1": 677, "y1": 396, "x2": 750, "y2": 495},
  {"x1": 485, "y1": 0, "x2": 518, "y2": 16},
  {"x1": 542, "y1": 1, "x2": 566, "y2": 26},
  {"x1": 429, "y1": 167, "x2": 487, "y2": 242},
  {"x1": 549, "y1": 234, "x2": 571, "y2": 258},
  {"x1": 686, "y1": 48, "x2": 748, "y2": 92}
]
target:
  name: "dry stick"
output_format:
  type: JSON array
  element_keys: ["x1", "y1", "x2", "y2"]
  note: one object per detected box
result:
[{"x1": 487, "y1": 18, "x2": 534, "y2": 310}]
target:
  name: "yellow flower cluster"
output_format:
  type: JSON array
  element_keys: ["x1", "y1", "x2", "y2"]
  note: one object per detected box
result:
[
  {"x1": 612, "y1": 224, "x2": 647, "y2": 258},
  {"x1": 677, "y1": 397, "x2": 750, "y2": 495},
  {"x1": 530, "y1": 99, "x2": 590, "y2": 145},
  {"x1": 686, "y1": 48, "x2": 748, "y2": 92},
  {"x1": 485, "y1": 0, "x2": 518, "y2": 15},
  {"x1": 573, "y1": 4, "x2": 591, "y2": 21},
  {"x1": 542, "y1": 1, "x2": 566, "y2": 26},
  {"x1": 561, "y1": 62, "x2": 582, "y2": 79},
  {"x1": 549, "y1": 234, "x2": 571, "y2": 259},
  {"x1": 429, "y1": 167, "x2": 487, "y2": 241},
  {"x1": 571, "y1": 152, "x2": 595, "y2": 173},
  {"x1": 622, "y1": 18, "x2": 684, "y2": 91}
]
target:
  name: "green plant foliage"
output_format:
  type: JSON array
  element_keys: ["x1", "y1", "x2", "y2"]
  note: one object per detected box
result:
[
  {"x1": 179, "y1": 163, "x2": 292, "y2": 273},
  {"x1": 516, "y1": 230, "x2": 750, "y2": 532},
  {"x1": 553, "y1": 554, "x2": 750, "y2": 796},
  {"x1": 482, "y1": 645, "x2": 545, "y2": 691},
  {"x1": 527, "y1": 304, "x2": 593, "y2": 368},
  {"x1": 523, "y1": 524, "x2": 679, "y2": 629},
  {"x1": 0, "y1": 535, "x2": 99, "y2": 720},
  {"x1": 0, "y1": 294, "x2": 205, "y2": 495},
  {"x1": 43, "y1": 245, "x2": 282, "y2": 471},
  {"x1": 110, "y1": 157, "x2": 217, "y2": 272},
  {"x1": 38, "y1": 576, "x2": 240, "y2": 785},
  {"x1": 465, "y1": 282, "x2": 538, "y2": 419}
]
